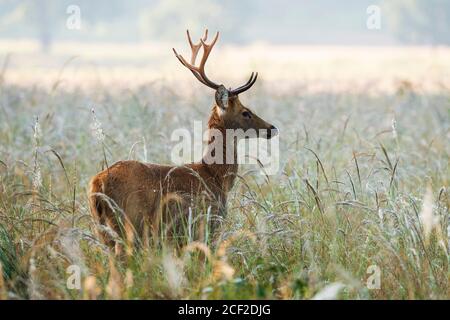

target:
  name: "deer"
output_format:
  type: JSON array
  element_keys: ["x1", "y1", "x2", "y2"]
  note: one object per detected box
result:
[{"x1": 88, "y1": 30, "x2": 278, "y2": 250}]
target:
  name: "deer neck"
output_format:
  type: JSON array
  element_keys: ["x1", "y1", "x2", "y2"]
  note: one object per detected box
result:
[{"x1": 201, "y1": 106, "x2": 238, "y2": 193}]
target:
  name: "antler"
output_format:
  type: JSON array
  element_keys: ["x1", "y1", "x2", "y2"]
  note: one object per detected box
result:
[
  {"x1": 229, "y1": 72, "x2": 258, "y2": 95},
  {"x1": 173, "y1": 29, "x2": 258, "y2": 95},
  {"x1": 173, "y1": 29, "x2": 221, "y2": 90}
]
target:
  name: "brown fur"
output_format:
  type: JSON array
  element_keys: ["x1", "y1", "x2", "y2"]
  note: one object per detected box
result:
[{"x1": 88, "y1": 95, "x2": 276, "y2": 246}]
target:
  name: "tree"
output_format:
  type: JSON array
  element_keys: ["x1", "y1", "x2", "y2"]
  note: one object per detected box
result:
[
  {"x1": 383, "y1": 0, "x2": 450, "y2": 45},
  {"x1": 138, "y1": 0, "x2": 224, "y2": 41}
]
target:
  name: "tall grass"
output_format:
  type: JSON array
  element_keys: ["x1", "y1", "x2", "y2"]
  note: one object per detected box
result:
[{"x1": 0, "y1": 58, "x2": 448, "y2": 299}]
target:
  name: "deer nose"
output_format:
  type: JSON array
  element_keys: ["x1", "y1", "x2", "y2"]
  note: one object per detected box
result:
[{"x1": 267, "y1": 125, "x2": 278, "y2": 138}]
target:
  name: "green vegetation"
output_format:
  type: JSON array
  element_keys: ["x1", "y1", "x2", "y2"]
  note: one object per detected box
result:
[{"x1": 0, "y1": 48, "x2": 449, "y2": 299}]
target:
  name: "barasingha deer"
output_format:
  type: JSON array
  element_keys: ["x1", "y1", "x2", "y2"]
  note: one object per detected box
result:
[{"x1": 88, "y1": 30, "x2": 278, "y2": 248}]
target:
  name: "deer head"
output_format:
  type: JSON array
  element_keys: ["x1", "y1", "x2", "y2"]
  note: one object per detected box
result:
[{"x1": 173, "y1": 30, "x2": 278, "y2": 139}]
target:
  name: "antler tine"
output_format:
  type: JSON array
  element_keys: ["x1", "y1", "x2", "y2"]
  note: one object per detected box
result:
[
  {"x1": 230, "y1": 72, "x2": 258, "y2": 95},
  {"x1": 186, "y1": 30, "x2": 194, "y2": 47},
  {"x1": 187, "y1": 29, "x2": 208, "y2": 47},
  {"x1": 197, "y1": 31, "x2": 220, "y2": 88},
  {"x1": 231, "y1": 72, "x2": 255, "y2": 91},
  {"x1": 186, "y1": 30, "x2": 202, "y2": 65},
  {"x1": 172, "y1": 48, "x2": 186, "y2": 66},
  {"x1": 199, "y1": 31, "x2": 219, "y2": 63}
]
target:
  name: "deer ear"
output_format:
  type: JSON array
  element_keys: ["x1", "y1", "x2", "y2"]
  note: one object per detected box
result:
[{"x1": 215, "y1": 85, "x2": 229, "y2": 110}]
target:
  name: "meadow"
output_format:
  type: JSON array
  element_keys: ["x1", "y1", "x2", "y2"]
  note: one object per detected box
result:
[{"x1": 0, "y1": 41, "x2": 449, "y2": 299}]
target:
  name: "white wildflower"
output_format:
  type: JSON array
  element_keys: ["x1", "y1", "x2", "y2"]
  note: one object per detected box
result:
[
  {"x1": 32, "y1": 161, "x2": 42, "y2": 189},
  {"x1": 447, "y1": 224, "x2": 450, "y2": 253},
  {"x1": 32, "y1": 116, "x2": 42, "y2": 189},
  {"x1": 60, "y1": 228, "x2": 85, "y2": 269},
  {"x1": 377, "y1": 208, "x2": 384, "y2": 224},
  {"x1": 27, "y1": 256, "x2": 42, "y2": 299},
  {"x1": 419, "y1": 186, "x2": 438, "y2": 242},
  {"x1": 163, "y1": 254, "x2": 185, "y2": 295},
  {"x1": 312, "y1": 282, "x2": 345, "y2": 300},
  {"x1": 391, "y1": 118, "x2": 397, "y2": 139},
  {"x1": 33, "y1": 116, "x2": 41, "y2": 146},
  {"x1": 90, "y1": 108, "x2": 105, "y2": 143},
  {"x1": 447, "y1": 224, "x2": 450, "y2": 254}
]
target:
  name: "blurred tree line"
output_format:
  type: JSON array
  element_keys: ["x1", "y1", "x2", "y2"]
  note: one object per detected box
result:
[
  {"x1": 0, "y1": 0, "x2": 448, "y2": 50},
  {"x1": 383, "y1": 0, "x2": 450, "y2": 44}
]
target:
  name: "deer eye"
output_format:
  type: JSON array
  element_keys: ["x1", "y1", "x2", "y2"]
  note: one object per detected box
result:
[{"x1": 242, "y1": 111, "x2": 252, "y2": 118}]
